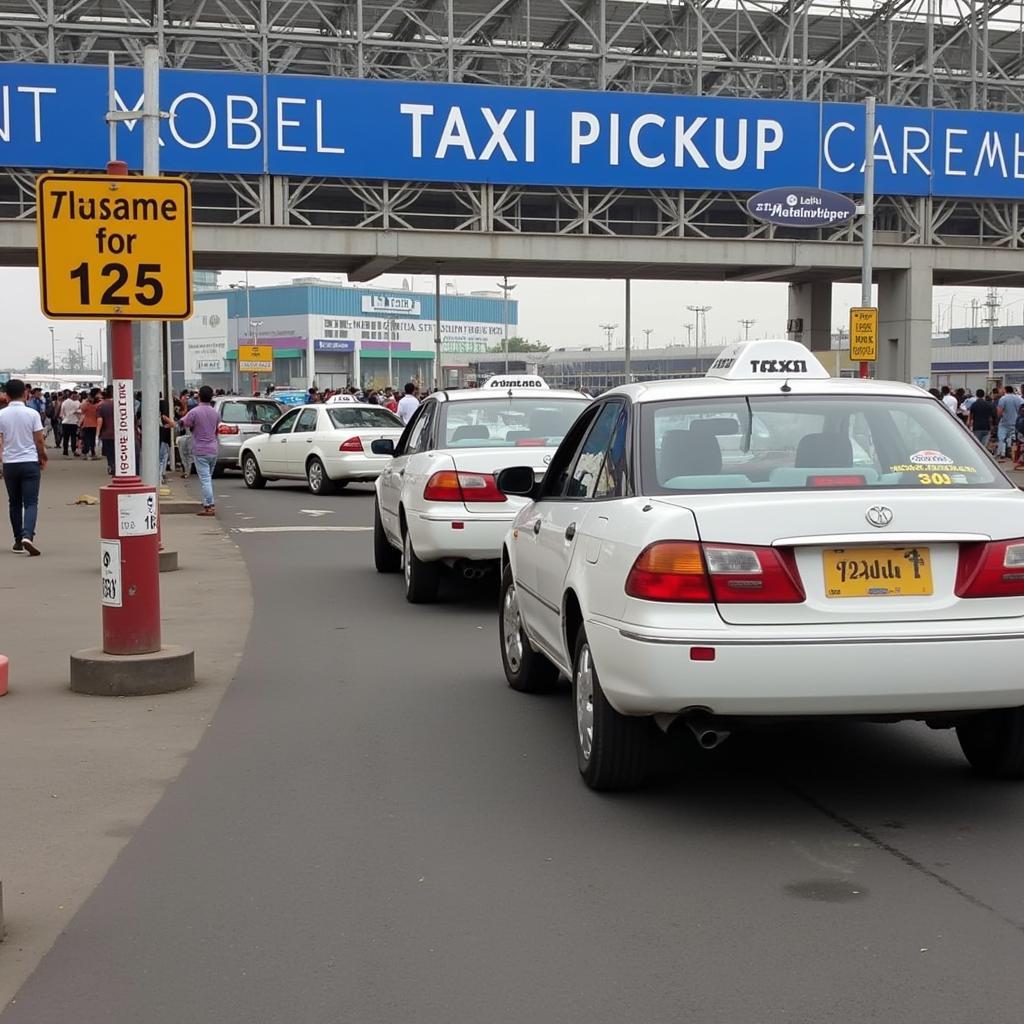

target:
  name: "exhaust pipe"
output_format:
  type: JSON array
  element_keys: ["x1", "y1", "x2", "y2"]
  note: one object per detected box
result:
[
  {"x1": 684, "y1": 714, "x2": 730, "y2": 751},
  {"x1": 461, "y1": 565, "x2": 486, "y2": 581}
]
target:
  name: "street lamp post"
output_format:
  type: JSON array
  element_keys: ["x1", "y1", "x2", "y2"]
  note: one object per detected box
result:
[
  {"x1": 739, "y1": 318, "x2": 756, "y2": 341},
  {"x1": 496, "y1": 277, "x2": 516, "y2": 373},
  {"x1": 643, "y1": 328, "x2": 654, "y2": 350},
  {"x1": 687, "y1": 305, "x2": 711, "y2": 372},
  {"x1": 599, "y1": 323, "x2": 618, "y2": 350},
  {"x1": 48, "y1": 326, "x2": 55, "y2": 375}
]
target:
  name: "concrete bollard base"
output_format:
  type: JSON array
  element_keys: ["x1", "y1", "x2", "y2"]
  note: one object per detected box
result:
[
  {"x1": 69, "y1": 645, "x2": 195, "y2": 696},
  {"x1": 158, "y1": 549, "x2": 179, "y2": 572}
]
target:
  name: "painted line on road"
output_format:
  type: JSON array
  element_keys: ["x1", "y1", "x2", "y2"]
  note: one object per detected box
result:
[{"x1": 231, "y1": 526, "x2": 373, "y2": 534}]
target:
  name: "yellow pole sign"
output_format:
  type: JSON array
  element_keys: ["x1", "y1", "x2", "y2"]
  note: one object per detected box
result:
[
  {"x1": 238, "y1": 345, "x2": 274, "y2": 373},
  {"x1": 36, "y1": 173, "x2": 193, "y2": 321},
  {"x1": 849, "y1": 306, "x2": 878, "y2": 361}
]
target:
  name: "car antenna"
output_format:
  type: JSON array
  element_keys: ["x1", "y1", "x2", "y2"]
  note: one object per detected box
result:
[{"x1": 780, "y1": 379, "x2": 792, "y2": 393}]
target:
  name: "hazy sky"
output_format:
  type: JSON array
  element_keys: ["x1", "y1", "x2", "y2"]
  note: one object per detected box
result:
[{"x1": 5, "y1": 266, "x2": 1022, "y2": 372}]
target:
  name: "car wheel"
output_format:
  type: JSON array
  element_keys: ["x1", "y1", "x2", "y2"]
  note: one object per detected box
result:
[
  {"x1": 374, "y1": 499, "x2": 401, "y2": 574},
  {"x1": 957, "y1": 708, "x2": 1024, "y2": 778},
  {"x1": 212, "y1": 464, "x2": 226, "y2": 479},
  {"x1": 573, "y1": 626, "x2": 653, "y2": 791},
  {"x1": 242, "y1": 453, "x2": 267, "y2": 489},
  {"x1": 403, "y1": 528, "x2": 439, "y2": 604},
  {"x1": 306, "y1": 457, "x2": 335, "y2": 495},
  {"x1": 499, "y1": 564, "x2": 557, "y2": 692}
]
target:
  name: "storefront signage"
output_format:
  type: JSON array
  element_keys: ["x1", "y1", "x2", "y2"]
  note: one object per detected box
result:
[
  {"x1": 314, "y1": 339, "x2": 355, "y2": 352},
  {"x1": 747, "y1": 187, "x2": 856, "y2": 227}
]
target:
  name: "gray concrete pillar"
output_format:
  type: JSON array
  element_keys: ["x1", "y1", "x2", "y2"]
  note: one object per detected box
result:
[
  {"x1": 787, "y1": 282, "x2": 832, "y2": 352},
  {"x1": 877, "y1": 265, "x2": 932, "y2": 384}
]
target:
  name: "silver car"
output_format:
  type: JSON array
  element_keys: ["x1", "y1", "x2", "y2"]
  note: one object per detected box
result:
[{"x1": 210, "y1": 396, "x2": 284, "y2": 476}]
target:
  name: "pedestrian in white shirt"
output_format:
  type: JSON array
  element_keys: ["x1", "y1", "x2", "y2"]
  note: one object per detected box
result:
[
  {"x1": 397, "y1": 382, "x2": 420, "y2": 424},
  {"x1": 60, "y1": 391, "x2": 82, "y2": 456},
  {"x1": 0, "y1": 378, "x2": 47, "y2": 555}
]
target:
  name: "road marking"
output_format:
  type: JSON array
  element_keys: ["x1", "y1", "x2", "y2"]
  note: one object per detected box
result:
[
  {"x1": 299, "y1": 509, "x2": 336, "y2": 518},
  {"x1": 232, "y1": 526, "x2": 372, "y2": 534}
]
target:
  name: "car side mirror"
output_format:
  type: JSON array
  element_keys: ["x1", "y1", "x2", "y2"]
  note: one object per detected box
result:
[
  {"x1": 371, "y1": 438, "x2": 395, "y2": 456},
  {"x1": 260, "y1": 423, "x2": 272, "y2": 433},
  {"x1": 496, "y1": 465, "x2": 538, "y2": 498}
]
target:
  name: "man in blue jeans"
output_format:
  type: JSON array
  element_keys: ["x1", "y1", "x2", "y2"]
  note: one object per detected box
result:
[
  {"x1": 0, "y1": 378, "x2": 48, "y2": 555},
  {"x1": 181, "y1": 385, "x2": 221, "y2": 516}
]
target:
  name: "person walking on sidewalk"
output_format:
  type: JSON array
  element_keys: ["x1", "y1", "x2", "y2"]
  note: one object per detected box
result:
[
  {"x1": 79, "y1": 393, "x2": 99, "y2": 459},
  {"x1": 95, "y1": 386, "x2": 116, "y2": 475},
  {"x1": 181, "y1": 385, "x2": 220, "y2": 516},
  {"x1": 60, "y1": 391, "x2": 81, "y2": 456},
  {"x1": 0, "y1": 378, "x2": 47, "y2": 555}
]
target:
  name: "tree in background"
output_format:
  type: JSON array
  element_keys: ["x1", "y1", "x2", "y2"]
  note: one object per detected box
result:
[
  {"x1": 27, "y1": 356, "x2": 51, "y2": 374},
  {"x1": 62, "y1": 349, "x2": 85, "y2": 373},
  {"x1": 488, "y1": 337, "x2": 549, "y2": 353}
]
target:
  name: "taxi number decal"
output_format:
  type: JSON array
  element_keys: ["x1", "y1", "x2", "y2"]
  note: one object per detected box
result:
[{"x1": 917, "y1": 472, "x2": 952, "y2": 486}]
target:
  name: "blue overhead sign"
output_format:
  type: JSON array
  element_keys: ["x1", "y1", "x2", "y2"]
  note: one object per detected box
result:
[{"x1": 3, "y1": 61, "x2": 1024, "y2": 199}]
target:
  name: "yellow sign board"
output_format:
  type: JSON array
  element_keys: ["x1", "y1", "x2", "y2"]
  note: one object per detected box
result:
[
  {"x1": 36, "y1": 173, "x2": 193, "y2": 321},
  {"x1": 849, "y1": 306, "x2": 878, "y2": 361},
  {"x1": 238, "y1": 345, "x2": 274, "y2": 373}
]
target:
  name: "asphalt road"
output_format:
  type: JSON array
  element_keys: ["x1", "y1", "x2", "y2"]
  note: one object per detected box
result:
[{"x1": 4, "y1": 473, "x2": 1024, "y2": 1023}]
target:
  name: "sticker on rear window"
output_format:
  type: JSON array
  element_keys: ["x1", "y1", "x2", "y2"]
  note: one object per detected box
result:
[
  {"x1": 908, "y1": 450, "x2": 954, "y2": 465},
  {"x1": 889, "y1": 462, "x2": 977, "y2": 473}
]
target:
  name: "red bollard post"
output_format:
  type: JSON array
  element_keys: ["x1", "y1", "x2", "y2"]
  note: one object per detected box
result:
[{"x1": 98, "y1": 158, "x2": 161, "y2": 657}]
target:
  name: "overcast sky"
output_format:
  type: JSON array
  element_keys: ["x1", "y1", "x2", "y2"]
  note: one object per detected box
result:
[{"x1": 5, "y1": 267, "x2": 1023, "y2": 372}]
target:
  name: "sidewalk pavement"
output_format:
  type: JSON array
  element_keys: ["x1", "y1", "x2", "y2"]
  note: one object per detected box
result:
[{"x1": 0, "y1": 454, "x2": 252, "y2": 1010}]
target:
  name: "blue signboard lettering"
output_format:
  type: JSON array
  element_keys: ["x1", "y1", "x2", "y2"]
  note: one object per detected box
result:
[{"x1": 3, "y1": 61, "x2": 1024, "y2": 199}]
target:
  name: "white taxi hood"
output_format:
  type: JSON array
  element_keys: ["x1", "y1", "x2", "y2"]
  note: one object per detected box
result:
[{"x1": 706, "y1": 340, "x2": 831, "y2": 382}]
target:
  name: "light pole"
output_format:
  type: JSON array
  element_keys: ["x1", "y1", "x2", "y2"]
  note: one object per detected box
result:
[
  {"x1": 496, "y1": 277, "x2": 516, "y2": 373},
  {"x1": 986, "y1": 287, "x2": 1000, "y2": 385},
  {"x1": 48, "y1": 326, "x2": 56, "y2": 374},
  {"x1": 251, "y1": 319, "x2": 264, "y2": 394},
  {"x1": 643, "y1": 328, "x2": 654, "y2": 350},
  {"x1": 739, "y1": 318, "x2": 756, "y2": 341},
  {"x1": 599, "y1": 323, "x2": 618, "y2": 350},
  {"x1": 687, "y1": 305, "x2": 711, "y2": 372}
]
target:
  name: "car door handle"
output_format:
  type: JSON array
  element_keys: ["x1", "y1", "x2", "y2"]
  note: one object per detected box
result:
[
  {"x1": 306, "y1": 438, "x2": 313, "y2": 443},
  {"x1": 533, "y1": 519, "x2": 542, "y2": 535},
  {"x1": 565, "y1": 523, "x2": 576, "y2": 541}
]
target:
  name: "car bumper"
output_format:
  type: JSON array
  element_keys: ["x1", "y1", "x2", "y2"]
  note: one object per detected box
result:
[
  {"x1": 321, "y1": 453, "x2": 391, "y2": 482},
  {"x1": 218, "y1": 437, "x2": 247, "y2": 466},
  {"x1": 409, "y1": 510, "x2": 514, "y2": 562},
  {"x1": 585, "y1": 617, "x2": 1024, "y2": 717}
]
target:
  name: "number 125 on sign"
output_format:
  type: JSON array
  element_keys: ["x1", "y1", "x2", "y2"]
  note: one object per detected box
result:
[{"x1": 36, "y1": 173, "x2": 193, "y2": 321}]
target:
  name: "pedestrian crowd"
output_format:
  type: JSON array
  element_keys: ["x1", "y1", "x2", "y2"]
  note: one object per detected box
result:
[{"x1": 930, "y1": 383, "x2": 1024, "y2": 466}]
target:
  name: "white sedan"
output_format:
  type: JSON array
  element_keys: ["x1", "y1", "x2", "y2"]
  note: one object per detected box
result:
[
  {"x1": 239, "y1": 403, "x2": 404, "y2": 494},
  {"x1": 372, "y1": 377, "x2": 590, "y2": 603},
  {"x1": 497, "y1": 339, "x2": 1024, "y2": 790}
]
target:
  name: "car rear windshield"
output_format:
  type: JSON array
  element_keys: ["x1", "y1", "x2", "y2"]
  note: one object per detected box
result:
[
  {"x1": 220, "y1": 401, "x2": 282, "y2": 425},
  {"x1": 327, "y1": 407, "x2": 402, "y2": 429},
  {"x1": 441, "y1": 397, "x2": 588, "y2": 448},
  {"x1": 639, "y1": 394, "x2": 1009, "y2": 493}
]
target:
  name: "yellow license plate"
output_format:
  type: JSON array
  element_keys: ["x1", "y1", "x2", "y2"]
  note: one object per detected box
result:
[{"x1": 823, "y1": 547, "x2": 933, "y2": 598}]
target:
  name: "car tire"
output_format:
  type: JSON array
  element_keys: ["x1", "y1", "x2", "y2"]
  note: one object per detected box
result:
[
  {"x1": 242, "y1": 453, "x2": 267, "y2": 489},
  {"x1": 573, "y1": 626, "x2": 653, "y2": 791},
  {"x1": 499, "y1": 564, "x2": 557, "y2": 693},
  {"x1": 212, "y1": 464, "x2": 226, "y2": 479},
  {"x1": 306, "y1": 457, "x2": 335, "y2": 495},
  {"x1": 403, "y1": 528, "x2": 439, "y2": 604},
  {"x1": 374, "y1": 500, "x2": 401, "y2": 574},
  {"x1": 956, "y1": 708, "x2": 1024, "y2": 778}
]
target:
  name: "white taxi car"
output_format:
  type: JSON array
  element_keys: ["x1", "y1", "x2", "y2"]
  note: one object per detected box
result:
[
  {"x1": 496, "y1": 340, "x2": 1024, "y2": 790},
  {"x1": 372, "y1": 376, "x2": 590, "y2": 603},
  {"x1": 239, "y1": 403, "x2": 404, "y2": 494}
]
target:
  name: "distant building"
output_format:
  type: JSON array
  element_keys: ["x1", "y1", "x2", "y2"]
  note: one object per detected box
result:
[{"x1": 180, "y1": 279, "x2": 517, "y2": 393}]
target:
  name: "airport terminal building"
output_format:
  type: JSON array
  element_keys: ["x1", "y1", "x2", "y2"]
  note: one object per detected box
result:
[{"x1": 181, "y1": 278, "x2": 518, "y2": 393}]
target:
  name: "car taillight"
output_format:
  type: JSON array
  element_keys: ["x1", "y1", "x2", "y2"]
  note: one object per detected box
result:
[
  {"x1": 956, "y1": 538, "x2": 1024, "y2": 598},
  {"x1": 625, "y1": 541, "x2": 804, "y2": 603},
  {"x1": 339, "y1": 436, "x2": 363, "y2": 452},
  {"x1": 423, "y1": 471, "x2": 507, "y2": 503},
  {"x1": 217, "y1": 424, "x2": 239, "y2": 435}
]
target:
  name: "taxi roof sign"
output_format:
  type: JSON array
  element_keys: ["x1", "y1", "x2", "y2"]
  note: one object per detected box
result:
[
  {"x1": 705, "y1": 340, "x2": 831, "y2": 381},
  {"x1": 482, "y1": 374, "x2": 550, "y2": 390}
]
